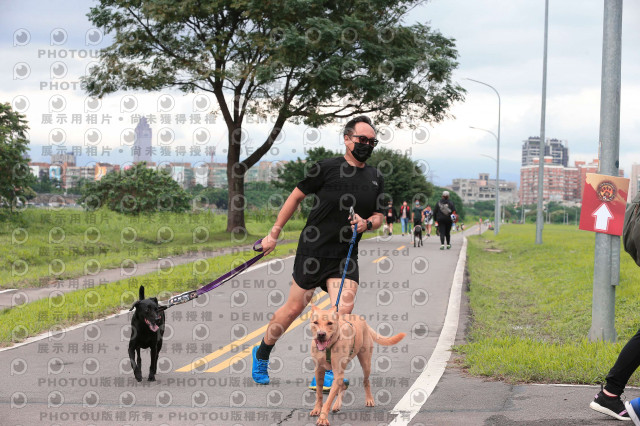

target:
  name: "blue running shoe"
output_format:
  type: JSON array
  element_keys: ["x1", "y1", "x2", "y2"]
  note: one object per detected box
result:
[
  {"x1": 251, "y1": 346, "x2": 270, "y2": 385},
  {"x1": 309, "y1": 370, "x2": 349, "y2": 392},
  {"x1": 625, "y1": 397, "x2": 640, "y2": 425}
]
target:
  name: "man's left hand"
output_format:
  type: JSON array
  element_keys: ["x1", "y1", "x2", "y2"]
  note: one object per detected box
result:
[{"x1": 350, "y1": 213, "x2": 367, "y2": 234}]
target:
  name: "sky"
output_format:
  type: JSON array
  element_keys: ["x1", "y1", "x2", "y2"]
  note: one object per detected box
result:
[{"x1": 1, "y1": 0, "x2": 639, "y2": 187}]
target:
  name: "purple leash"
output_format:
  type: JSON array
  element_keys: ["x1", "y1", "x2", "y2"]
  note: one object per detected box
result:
[{"x1": 160, "y1": 239, "x2": 265, "y2": 310}]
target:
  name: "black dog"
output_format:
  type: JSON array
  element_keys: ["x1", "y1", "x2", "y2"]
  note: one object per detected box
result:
[
  {"x1": 413, "y1": 224, "x2": 423, "y2": 247},
  {"x1": 129, "y1": 286, "x2": 166, "y2": 382}
]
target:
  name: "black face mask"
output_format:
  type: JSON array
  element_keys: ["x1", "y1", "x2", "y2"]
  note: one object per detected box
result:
[{"x1": 351, "y1": 143, "x2": 374, "y2": 162}]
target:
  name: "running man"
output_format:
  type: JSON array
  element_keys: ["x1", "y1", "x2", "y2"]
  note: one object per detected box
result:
[{"x1": 251, "y1": 116, "x2": 385, "y2": 391}]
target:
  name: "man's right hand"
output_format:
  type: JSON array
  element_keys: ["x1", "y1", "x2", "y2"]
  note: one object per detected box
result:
[{"x1": 261, "y1": 234, "x2": 278, "y2": 255}]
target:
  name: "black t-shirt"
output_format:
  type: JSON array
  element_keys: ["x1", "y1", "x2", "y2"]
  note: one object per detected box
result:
[
  {"x1": 296, "y1": 157, "x2": 385, "y2": 259},
  {"x1": 412, "y1": 206, "x2": 424, "y2": 225}
]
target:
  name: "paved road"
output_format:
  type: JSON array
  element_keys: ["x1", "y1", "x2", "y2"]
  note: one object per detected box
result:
[{"x1": 0, "y1": 230, "x2": 465, "y2": 426}]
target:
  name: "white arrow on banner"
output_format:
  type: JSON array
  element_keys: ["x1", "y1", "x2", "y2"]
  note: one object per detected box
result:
[{"x1": 592, "y1": 202, "x2": 613, "y2": 231}]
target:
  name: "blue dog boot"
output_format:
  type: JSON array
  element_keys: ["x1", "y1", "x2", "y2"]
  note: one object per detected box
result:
[
  {"x1": 251, "y1": 346, "x2": 270, "y2": 385},
  {"x1": 625, "y1": 398, "x2": 640, "y2": 425},
  {"x1": 309, "y1": 370, "x2": 349, "y2": 393}
]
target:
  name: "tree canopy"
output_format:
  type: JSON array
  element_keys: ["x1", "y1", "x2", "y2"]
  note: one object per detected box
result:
[
  {"x1": 367, "y1": 147, "x2": 433, "y2": 207},
  {"x1": 79, "y1": 162, "x2": 191, "y2": 214},
  {"x1": 0, "y1": 103, "x2": 34, "y2": 212},
  {"x1": 83, "y1": 0, "x2": 464, "y2": 231}
]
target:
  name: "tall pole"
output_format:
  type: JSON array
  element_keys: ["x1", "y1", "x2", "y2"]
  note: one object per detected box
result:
[
  {"x1": 589, "y1": 0, "x2": 623, "y2": 342},
  {"x1": 466, "y1": 78, "x2": 501, "y2": 235},
  {"x1": 535, "y1": 0, "x2": 549, "y2": 245}
]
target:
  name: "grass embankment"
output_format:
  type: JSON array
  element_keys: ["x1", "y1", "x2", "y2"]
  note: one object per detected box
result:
[
  {"x1": 0, "y1": 241, "x2": 299, "y2": 346},
  {"x1": 2, "y1": 208, "x2": 305, "y2": 288},
  {"x1": 459, "y1": 224, "x2": 640, "y2": 385}
]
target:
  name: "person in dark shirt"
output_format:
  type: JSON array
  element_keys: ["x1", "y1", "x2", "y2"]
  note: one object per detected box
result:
[
  {"x1": 411, "y1": 200, "x2": 424, "y2": 229},
  {"x1": 385, "y1": 201, "x2": 398, "y2": 235},
  {"x1": 251, "y1": 116, "x2": 385, "y2": 390},
  {"x1": 433, "y1": 190, "x2": 456, "y2": 250}
]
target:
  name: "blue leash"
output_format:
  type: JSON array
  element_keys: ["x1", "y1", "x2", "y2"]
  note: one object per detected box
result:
[{"x1": 336, "y1": 207, "x2": 358, "y2": 312}]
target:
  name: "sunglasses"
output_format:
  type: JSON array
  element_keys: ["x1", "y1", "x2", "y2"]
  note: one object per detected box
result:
[{"x1": 348, "y1": 134, "x2": 378, "y2": 147}]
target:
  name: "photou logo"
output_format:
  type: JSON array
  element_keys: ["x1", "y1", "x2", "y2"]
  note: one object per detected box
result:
[{"x1": 13, "y1": 28, "x2": 30, "y2": 46}]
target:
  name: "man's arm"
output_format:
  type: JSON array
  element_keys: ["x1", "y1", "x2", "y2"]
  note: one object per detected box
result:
[{"x1": 262, "y1": 187, "x2": 306, "y2": 255}]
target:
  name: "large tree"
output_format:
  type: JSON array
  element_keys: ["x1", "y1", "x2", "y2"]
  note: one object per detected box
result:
[
  {"x1": 0, "y1": 103, "x2": 34, "y2": 212},
  {"x1": 83, "y1": 0, "x2": 464, "y2": 232}
]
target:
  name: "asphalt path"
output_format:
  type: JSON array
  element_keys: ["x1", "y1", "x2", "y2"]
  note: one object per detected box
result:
[{"x1": 0, "y1": 230, "x2": 465, "y2": 426}]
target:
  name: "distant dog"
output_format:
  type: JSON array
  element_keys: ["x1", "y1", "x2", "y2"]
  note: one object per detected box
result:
[
  {"x1": 413, "y1": 224, "x2": 423, "y2": 247},
  {"x1": 309, "y1": 305, "x2": 406, "y2": 426},
  {"x1": 129, "y1": 286, "x2": 166, "y2": 382}
]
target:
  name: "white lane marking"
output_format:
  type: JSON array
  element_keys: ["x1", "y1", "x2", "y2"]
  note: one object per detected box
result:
[
  {"x1": 0, "y1": 255, "x2": 295, "y2": 352},
  {"x1": 0, "y1": 308, "x2": 131, "y2": 353},
  {"x1": 0, "y1": 289, "x2": 17, "y2": 294},
  {"x1": 388, "y1": 237, "x2": 468, "y2": 425}
]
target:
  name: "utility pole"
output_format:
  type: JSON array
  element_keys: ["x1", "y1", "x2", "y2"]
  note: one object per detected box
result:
[
  {"x1": 589, "y1": 0, "x2": 623, "y2": 343},
  {"x1": 535, "y1": 0, "x2": 549, "y2": 244}
]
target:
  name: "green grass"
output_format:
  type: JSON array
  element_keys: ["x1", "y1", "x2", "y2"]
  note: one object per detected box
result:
[
  {"x1": 2, "y1": 208, "x2": 305, "y2": 288},
  {"x1": 0, "y1": 241, "x2": 300, "y2": 346},
  {"x1": 458, "y1": 224, "x2": 640, "y2": 385}
]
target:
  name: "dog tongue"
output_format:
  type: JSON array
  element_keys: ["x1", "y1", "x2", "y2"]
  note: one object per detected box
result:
[
  {"x1": 315, "y1": 339, "x2": 329, "y2": 351},
  {"x1": 145, "y1": 318, "x2": 159, "y2": 332}
]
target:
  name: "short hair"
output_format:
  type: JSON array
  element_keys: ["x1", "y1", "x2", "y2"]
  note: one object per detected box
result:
[
  {"x1": 343, "y1": 115, "x2": 376, "y2": 136},
  {"x1": 443, "y1": 191, "x2": 450, "y2": 197}
]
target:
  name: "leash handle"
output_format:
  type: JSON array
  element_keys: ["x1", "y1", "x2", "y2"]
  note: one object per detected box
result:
[
  {"x1": 336, "y1": 208, "x2": 358, "y2": 312},
  {"x1": 162, "y1": 239, "x2": 264, "y2": 310}
]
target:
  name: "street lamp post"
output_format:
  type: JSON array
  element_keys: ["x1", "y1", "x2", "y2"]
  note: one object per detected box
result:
[
  {"x1": 466, "y1": 78, "x2": 501, "y2": 235},
  {"x1": 470, "y1": 127, "x2": 500, "y2": 235},
  {"x1": 536, "y1": 0, "x2": 550, "y2": 244}
]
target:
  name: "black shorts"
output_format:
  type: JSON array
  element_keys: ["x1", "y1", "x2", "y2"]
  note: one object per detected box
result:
[
  {"x1": 292, "y1": 254, "x2": 359, "y2": 292},
  {"x1": 386, "y1": 216, "x2": 395, "y2": 224}
]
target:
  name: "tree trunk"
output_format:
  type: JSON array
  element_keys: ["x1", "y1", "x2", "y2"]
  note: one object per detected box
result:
[{"x1": 226, "y1": 126, "x2": 246, "y2": 233}]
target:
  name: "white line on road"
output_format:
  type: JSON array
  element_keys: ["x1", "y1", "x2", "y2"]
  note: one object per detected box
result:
[
  {"x1": 0, "y1": 289, "x2": 17, "y2": 294},
  {"x1": 388, "y1": 237, "x2": 468, "y2": 425}
]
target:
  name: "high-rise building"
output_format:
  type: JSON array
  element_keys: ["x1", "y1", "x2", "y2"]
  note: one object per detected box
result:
[
  {"x1": 520, "y1": 157, "x2": 566, "y2": 204},
  {"x1": 521, "y1": 136, "x2": 569, "y2": 167},
  {"x1": 520, "y1": 157, "x2": 624, "y2": 205},
  {"x1": 134, "y1": 117, "x2": 152, "y2": 164}
]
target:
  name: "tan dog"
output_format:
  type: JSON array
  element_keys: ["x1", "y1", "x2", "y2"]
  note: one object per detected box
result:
[{"x1": 308, "y1": 305, "x2": 406, "y2": 426}]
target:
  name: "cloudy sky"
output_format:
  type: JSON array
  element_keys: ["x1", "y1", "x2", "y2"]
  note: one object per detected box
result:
[{"x1": 1, "y1": 0, "x2": 639, "y2": 187}]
